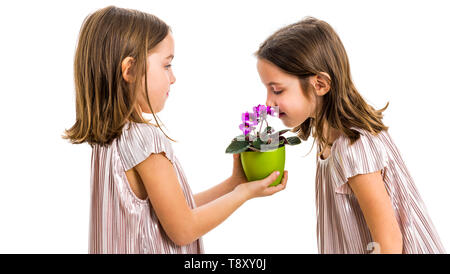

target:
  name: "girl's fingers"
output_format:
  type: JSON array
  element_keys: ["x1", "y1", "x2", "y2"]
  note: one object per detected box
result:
[
  {"x1": 265, "y1": 170, "x2": 288, "y2": 195},
  {"x1": 263, "y1": 171, "x2": 281, "y2": 187},
  {"x1": 280, "y1": 170, "x2": 288, "y2": 187},
  {"x1": 232, "y1": 153, "x2": 241, "y2": 170},
  {"x1": 274, "y1": 171, "x2": 288, "y2": 191}
]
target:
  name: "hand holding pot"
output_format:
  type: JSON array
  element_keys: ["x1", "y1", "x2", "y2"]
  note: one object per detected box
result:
[
  {"x1": 229, "y1": 153, "x2": 249, "y2": 188},
  {"x1": 235, "y1": 170, "x2": 288, "y2": 200}
]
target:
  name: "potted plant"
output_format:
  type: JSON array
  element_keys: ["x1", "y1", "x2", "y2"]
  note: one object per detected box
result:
[{"x1": 225, "y1": 104, "x2": 301, "y2": 186}]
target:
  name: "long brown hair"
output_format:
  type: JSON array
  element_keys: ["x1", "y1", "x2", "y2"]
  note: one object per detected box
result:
[
  {"x1": 255, "y1": 17, "x2": 389, "y2": 156},
  {"x1": 63, "y1": 5, "x2": 175, "y2": 147}
]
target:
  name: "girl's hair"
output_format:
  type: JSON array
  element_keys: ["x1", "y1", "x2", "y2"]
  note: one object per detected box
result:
[
  {"x1": 255, "y1": 17, "x2": 389, "y2": 155},
  {"x1": 63, "y1": 5, "x2": 175, "y2": 147}
]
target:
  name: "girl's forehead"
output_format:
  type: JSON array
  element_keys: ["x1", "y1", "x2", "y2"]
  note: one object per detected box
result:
[
  {"x1": 150, "y1": 33, "x2": 175, "y2": 56},
  {"x1": 258, "y1": 60, "x2": 293, "y2": 84},
  {"x1": 258, "y1": 59, "x2": 284, "y2": 74}
]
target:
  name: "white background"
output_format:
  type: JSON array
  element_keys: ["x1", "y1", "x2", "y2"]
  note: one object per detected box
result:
[{"x1": 0, "y1": 0, "x2": 449, "y2": 253}]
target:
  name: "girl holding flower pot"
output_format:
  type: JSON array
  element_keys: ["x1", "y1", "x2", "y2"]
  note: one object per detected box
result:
[
  {"x1": 63, "y1": 6, "x2": 287, "y2": 254},
  {"x1": 226, "y1": 104, "x2": 301, "y2": 187},
  {"x1": 255, "y1": 17, "x2": 445, "y2": 254}
]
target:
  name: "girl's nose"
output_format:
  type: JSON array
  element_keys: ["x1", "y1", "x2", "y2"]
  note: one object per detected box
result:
[
  {"x1": 266, "y1": 90, "x2": 276, "y2": 107},
  {"x1": 170, "y1": 74, "x2": 176, "y2": 85}
]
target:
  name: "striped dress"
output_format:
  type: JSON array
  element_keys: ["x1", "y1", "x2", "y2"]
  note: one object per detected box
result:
[
  {"x1": 89, "y1": 121, "x2": 204, "y2": 254},
  {"x1": 315, "y1": 126, "x2": 445, "y2": 254}
]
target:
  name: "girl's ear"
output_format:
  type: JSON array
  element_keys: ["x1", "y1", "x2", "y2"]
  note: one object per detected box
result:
[
  {"x1": 310, "y1": 72, "x2": 331, "y2": 96},
  {"x1": 121, "y1": 57, "x2": 136, "y2": 83}
]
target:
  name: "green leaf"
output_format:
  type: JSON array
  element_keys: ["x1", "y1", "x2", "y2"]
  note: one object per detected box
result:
[
  {"x1": 252, "y1": 138, "x2": 263, "y2": 150},
  {"x1": 286, "y1": 136, "x2": 302, "y2": 145},
  {"x1": 225, "y1": 140, "x2": 251, "y2": 154},
  {"x1": 278, "y1": 136, "x2": 287, "y2": 146}
]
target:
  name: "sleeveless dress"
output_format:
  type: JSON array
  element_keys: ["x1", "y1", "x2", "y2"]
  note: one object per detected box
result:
[
  {"x1": 89, "y1": 121, "x2": 204, "y2": 253},
  {"x1": 315, "y1": 127, "x2": 445, "y2": 254}
]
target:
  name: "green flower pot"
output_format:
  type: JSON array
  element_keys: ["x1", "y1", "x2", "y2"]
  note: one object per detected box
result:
[{"x1": 240, "y1": 145, "x2": 285, "y2": 186}]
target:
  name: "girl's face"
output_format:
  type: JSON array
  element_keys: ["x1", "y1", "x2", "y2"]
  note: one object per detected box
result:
[
  {"x1": 256, "y1": 58, "x2": 318, "y2": 128},
  {"x1": 137, "y1": 32, "x2": 176, "y2": 114}
]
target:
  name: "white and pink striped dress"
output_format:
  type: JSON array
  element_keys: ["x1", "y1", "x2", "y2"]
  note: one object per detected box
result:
[
  {"x1": 316, "y1": 127, "x2": 445, "y2": 254},
  {"x1": 89, "y1": 121, "x2": 204, "y2": 254}
]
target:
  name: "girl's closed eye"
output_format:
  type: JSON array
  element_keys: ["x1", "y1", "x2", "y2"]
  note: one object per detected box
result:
[
  {"x1": 273, "y1": 89, "x2": 283, "y2": 95},
  {"x1": 270, "y1": 84, "x2": 283, "y2": 95},
  {"x1": 165, "y1": 64, "x2": 172, "y2": 69}
]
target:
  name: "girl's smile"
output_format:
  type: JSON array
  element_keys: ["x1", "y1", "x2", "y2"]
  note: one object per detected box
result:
[
  {"x1": 256, "y1": 57, "x2": 341, "y2": 146},
  {"x1": 256, "y1": 58, "x2": 317, "y2": 128}
]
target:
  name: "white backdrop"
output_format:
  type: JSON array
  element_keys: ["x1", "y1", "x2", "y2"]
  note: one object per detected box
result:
[{"x1": 0, "y1": 0, "x2": 449, "y2": 253}]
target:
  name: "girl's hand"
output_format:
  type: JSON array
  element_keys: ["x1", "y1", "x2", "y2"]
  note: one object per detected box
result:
[
  {"x1": 229, "y1": 153, "x2": 248, "y2": 187},
  {"x1": 235, "y1": 170, "x2": 288, "y2": 200}
]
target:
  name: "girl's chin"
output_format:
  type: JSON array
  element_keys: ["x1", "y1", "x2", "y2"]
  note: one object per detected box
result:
[
  {"x1": 281, "y1": 116, "x2": 304, "y2": 128},
  {"x1": 281, "y1": 118, "x2": 294, "y2": 127},
  {"x1": 142, "y1": 106, "x2": 163, "y2": 114}
]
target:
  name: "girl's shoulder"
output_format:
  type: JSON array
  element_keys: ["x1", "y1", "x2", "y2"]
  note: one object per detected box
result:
[
  {"x1": 116, "y1": 121, "x2": 175, "y2": 170},
  {"x1": 333, "y1": 126, "x2": 389, "y2": 167},
  {"x1": 122, "y1": 120, "x2": 159, "y2": 134},
  {"x1": 335, "y1": 126, "x2": 387, "y2": 150},
  {"x1": 332, "y1": 127, "x2": 390, "y2": 188},
  {"x1": 119, "y1": 121, "x2": 168, "y2": 144}
]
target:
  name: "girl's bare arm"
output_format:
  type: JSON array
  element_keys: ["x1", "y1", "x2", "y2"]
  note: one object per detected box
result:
[
  {"x1": 193, "y1": 154, "x2": 248, "y2": 207},
  {"x1": 135, "y1": 152, "x2": 287, "y2": 246},
  {"x1": 348, "y1": 170, "x2": 403, "y2": 254}
]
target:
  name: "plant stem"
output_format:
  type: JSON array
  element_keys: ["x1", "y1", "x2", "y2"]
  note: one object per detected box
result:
[
  {"x1": 259, "y1": 117, "x2": 264, "y2": 134},
  {"x1": 248, "y1": 146, "x2": 260, "y2": 152}
]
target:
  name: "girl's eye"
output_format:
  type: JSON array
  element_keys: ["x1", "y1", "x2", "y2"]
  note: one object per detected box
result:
[
  {"x1": 165, "y1": 64, "x2": 172, "y2": 69},
  {"x1": 273, "y1": 90, "x2": 283, "y2": 95}
]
